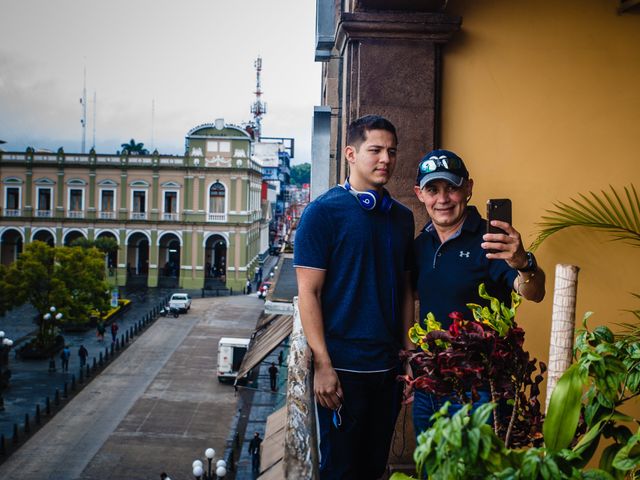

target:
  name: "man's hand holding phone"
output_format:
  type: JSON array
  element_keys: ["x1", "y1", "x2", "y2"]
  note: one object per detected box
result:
[{"x1": 482, "y1": 198, "x2": 528, "y2": 270}]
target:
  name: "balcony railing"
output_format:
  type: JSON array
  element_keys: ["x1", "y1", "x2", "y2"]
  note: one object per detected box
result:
[
  {"x1": 207, "y1": 212, "x2": 227, "y2": 222},
  {"x1": 284, "y1": 297, "x2": 319, "y2": 478},
  {"x1": 130, "y1": 212, "x2": 148, "y2": 220},
  {"x1": 3, "y1": 209, "x2": 21, "y2": 217},
  {"x1": 67, "y1": 210, "x2": 85, "y2": 219},
  {"x1": 162, "y1": 212, "x2": 180, "y2": 221},
  {"x1": 99, "y1": 211, "x2": 116, "y2": 220},
  {"x1": 35, "y1": 209, "x2": 53, "y2": 218}
]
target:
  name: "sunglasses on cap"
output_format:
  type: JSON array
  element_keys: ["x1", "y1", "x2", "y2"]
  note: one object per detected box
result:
[{"x1": 418, "y1": 155, "x2": 464, "y2": 174}]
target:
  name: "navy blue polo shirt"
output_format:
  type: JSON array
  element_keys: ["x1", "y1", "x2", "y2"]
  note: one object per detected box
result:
[
  {"x1": 413, "y1": 206, "x2": 518, "y2": 328},
  {"x1": 294, "y1": 186, "x2": 414, "y2": 371}
]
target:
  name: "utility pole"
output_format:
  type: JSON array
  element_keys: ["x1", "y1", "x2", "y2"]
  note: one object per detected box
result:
[
  {"x1": 92, "y1": 91, "x2": 97, "y2": 151},
  {"x1": 80, "y1": 65, "x2": 87, "y2": 154},
  {"x1": 151, "y1": 99, "x2": 155, "y2": 151}
]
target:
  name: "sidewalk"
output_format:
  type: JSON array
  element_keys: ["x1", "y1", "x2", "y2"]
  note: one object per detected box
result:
[{"x1": 0, "y1": 289, "x2": 172, "y2": 441}]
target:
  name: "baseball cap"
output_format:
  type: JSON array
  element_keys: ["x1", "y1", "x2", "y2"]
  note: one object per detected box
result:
[{"x1": 416, "y1": 149, "x2": 469, "y2": 189}]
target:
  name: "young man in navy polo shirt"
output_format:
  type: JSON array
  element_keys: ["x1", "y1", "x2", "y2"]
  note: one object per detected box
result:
[
  {"x1": 294, "y1": 115, "x2": 415, "y2": 479},
  {"x1": 411, "y1": 149, "x2": 546, "y2": 436}
]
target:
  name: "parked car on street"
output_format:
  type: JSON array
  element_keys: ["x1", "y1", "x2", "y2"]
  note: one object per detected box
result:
[{"x1": 169, "y1": 293, "x2": 192, "y2": 313}]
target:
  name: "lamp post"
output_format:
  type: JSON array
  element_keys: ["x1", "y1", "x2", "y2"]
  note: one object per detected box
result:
[
  {"x1": 43, "y1": 306, "x2": 63, "y2": 337},
  {"x1": 192, "y1": 448, "x2": 227, "y2": 479},
  {"x1": 0, "y1": 331, "x2": 14, "y2": 411},
  {"x1": 44, "y1": 307, "x2": 63, "y2": 372}
]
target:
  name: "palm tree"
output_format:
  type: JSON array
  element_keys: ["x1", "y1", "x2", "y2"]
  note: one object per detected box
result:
[
  {"x1": 530, "y1": 184, "x2": 640, "y2": 408},
  {"x1": 530, "y1": 184, "x2": 640, "y2": 251},
  {"x1": 120, "y1": 139, "x2": 149, "y2": 155}
]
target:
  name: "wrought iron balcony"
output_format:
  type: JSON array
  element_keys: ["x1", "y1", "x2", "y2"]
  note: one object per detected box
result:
[
  {"x1": 35, "y1": 209, "x2": 53, "y2": 218},
  {"x1": 162, "y1": 212, "x2": 180, "y2": 221},
  {"x1": 207, "y1": 212, "x2": 227, "y2": 222},
  {"x1": 67, "y1": 210, "x2": 85, "y2": 219},
  {"x1": 130, "y1": 212, "x2": 148, "y2": 220}
]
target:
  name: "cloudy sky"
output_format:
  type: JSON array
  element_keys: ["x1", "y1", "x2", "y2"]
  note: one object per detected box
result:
[{"x1": 0, "y1": 0, "x2": 321, "y2": 164}]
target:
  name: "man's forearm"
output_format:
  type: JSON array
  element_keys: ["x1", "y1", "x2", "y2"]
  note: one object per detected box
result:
[{"x1": 516, "y1": 267, "x2": 546, "y2": 302}]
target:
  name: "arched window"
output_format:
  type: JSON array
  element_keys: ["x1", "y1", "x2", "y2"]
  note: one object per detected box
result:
[{"x1": 209, "y1": 182, "x2": 225, "y2": 214}]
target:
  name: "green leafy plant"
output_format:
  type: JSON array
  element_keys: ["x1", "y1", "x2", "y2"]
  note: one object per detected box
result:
[
  {"x1": 529, "y1": 184, "x2": 640, "y2": 251},
  {"x1": 402, "y1": 284, "x2": 545, "y2": 450},
  {"x1": 395, "y1": 311, "x2": 640, "y2": 479}
]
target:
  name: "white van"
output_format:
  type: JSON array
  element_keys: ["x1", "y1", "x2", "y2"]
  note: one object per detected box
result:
[{"x1": 217, "y1": 337, "x2": 250, "y2": 383}]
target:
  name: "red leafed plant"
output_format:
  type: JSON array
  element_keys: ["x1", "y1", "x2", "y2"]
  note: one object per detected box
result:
[{"x1": 401, "y1": 283, "x2": 546, "y2": 448}]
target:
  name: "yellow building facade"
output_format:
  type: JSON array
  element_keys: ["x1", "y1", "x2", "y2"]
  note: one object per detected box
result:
[
  {"x1": 439, "y1": 0, "x2": 640, "y2": 358},
  {"x1": 0, "y1": 121, "x2": 266, "y2": 292}
]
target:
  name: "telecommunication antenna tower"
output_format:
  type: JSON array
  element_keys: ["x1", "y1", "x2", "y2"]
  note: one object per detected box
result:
[{"x1": 250, "y1": 56, "x2": 267, "y2": 139}]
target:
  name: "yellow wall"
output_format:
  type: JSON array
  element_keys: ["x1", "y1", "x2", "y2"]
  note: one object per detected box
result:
[{"x1": 441, "y1": 0, "x2": 640, "y2": 392}]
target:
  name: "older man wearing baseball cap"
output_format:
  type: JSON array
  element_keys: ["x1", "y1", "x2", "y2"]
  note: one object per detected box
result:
[{"x1": 410, "y1": 149, "x2": 546, "y2": 437}]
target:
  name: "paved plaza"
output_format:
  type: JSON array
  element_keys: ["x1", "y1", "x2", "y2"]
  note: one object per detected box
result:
[{"x1": 0, "y1": 294, "x2": 267, "y2": 480}]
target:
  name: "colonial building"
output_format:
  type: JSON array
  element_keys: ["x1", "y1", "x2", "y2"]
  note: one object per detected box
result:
[{"x1": 0, "y1": 119, "x2": 266, "y2": 292}]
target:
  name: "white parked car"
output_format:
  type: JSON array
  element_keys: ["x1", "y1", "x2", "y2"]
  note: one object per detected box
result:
[{"x1": 169, "y1": 293, "x2": 192, "y2": 313}]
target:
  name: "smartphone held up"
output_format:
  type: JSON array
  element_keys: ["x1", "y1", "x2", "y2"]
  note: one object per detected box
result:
[{"x1": 486, "y1": 199, "x2": 512, "y2": 253}]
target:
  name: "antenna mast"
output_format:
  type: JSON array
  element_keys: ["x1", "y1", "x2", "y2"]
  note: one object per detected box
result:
[
  {"x1": 80, "y1": 65, "x2": 87, "y2": 153},
  {"x1": 92, "y1": 91, "x2": 97, "y2": 150},
  {"x1": 250, "y1": 56, "x2": 267, "y2": 139},
  {"x1": 151, "y1": 99, "x2": 155, "y2": 151}
]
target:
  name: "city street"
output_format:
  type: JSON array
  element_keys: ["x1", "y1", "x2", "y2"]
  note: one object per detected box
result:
[{"x1": 0, "y1": 294, "x2": 263, "y2": 480}]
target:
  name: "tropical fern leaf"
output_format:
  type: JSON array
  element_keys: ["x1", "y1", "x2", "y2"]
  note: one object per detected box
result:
[{"x1": 529, "y1": 185, "x2": 640, "y2": 252}]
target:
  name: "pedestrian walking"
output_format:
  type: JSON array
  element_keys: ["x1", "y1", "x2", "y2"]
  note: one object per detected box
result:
[
  {"x1": 110, "y1": 321, "x2": 119, "y2": 343},
  {"x1": 248, "y1": 432, "x2": 262, "y2": 473},
  {"x1": 78, "y1": 344, "x2": 89, "y2": 367},
  {"x1": 278, "y1": 350, "x2": 284, "y2": 367},
  {"x1": 97, "y1": 321, "x2": 106, "y2": 342},
  {"x1": 246, "y1": 278, "x2": 252, "y2": 295},
  {"x1": 268, "y1": 362, "x2": 278, "y2": 392},
  {"x1": 60, "y1": 345, "x2": 71, "y2": 372}
]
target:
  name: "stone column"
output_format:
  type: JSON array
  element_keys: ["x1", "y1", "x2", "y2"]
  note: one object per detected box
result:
[{"x1": 335, "y1": 10, "x2": 461, "y2": 230}]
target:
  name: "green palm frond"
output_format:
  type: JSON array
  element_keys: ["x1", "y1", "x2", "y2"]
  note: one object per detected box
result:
[{"x1": 529, "y1": 184, "x2": 640, "y2": 252}]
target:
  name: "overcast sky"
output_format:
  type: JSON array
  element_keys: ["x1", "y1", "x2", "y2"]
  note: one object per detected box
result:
[{"x1": 0, "y1": 0, "x2": 321, "y2": 164}]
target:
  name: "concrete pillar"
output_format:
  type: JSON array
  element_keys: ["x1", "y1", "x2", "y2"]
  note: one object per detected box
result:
[{"x1": 335, "y1": 9, "x2": 461, "y2": 230}]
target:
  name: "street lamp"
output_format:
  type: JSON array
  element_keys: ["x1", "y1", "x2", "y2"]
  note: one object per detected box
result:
[
  {"x1": 192, "y1": 448, "x2": 226, "y2": 479},
  {"x1": 43, "y1": 307, "x2": 63, "y2": 372},
  {"x1": 43, "y1": 306, "x2": 64, "y2": 330}
]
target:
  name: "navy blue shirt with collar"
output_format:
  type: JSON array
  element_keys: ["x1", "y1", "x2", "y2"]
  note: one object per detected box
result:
[
  {"x1": 294, "y1": 185, "x2": 414, "y2": 371},
  {"x1": 413, "y1": 205, "x2": 518, "y2": 328}
]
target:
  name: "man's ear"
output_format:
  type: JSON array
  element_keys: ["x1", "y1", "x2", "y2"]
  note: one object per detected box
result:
[
  {"x1": 344, "y1": 145, "x2": 356, "y2": 165},
  {"x1": 413, "y1": 185, "x2": 425, "y2": 203},
  {"x1": 464, "y1": 178, "x2": 474, "y2": 202}
]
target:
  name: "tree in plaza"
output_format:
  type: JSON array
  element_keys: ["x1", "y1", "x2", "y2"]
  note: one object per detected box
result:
[
  {"x1": 70, "y1": 236, "x2": 118, "y2": 255},
  {"x1": 54, "y1": 245, "x2": 111, "y2": 324},
  {"x1": 290, "y1": 162, "x2": 310, "y2": 186},
  {"x1": 3, "y1": 241, "x2": 110, "y2": 348},
  {"x1": 120, "y1": 138, "x2": 149, "y2": 155},
  {"x1": 0, "y1": 264, "x2": 11, "y2": 316}
]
